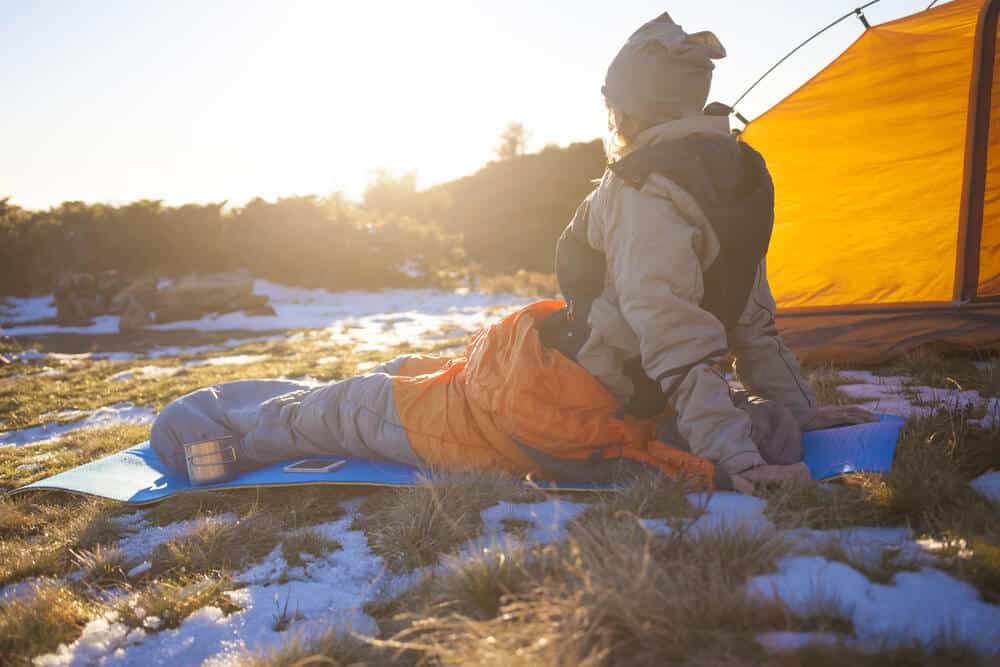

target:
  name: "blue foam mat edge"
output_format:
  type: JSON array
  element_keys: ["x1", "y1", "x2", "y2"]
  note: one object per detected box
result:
[{"x1": 11, "y1": 415, "x2": 905, "y2": 504}]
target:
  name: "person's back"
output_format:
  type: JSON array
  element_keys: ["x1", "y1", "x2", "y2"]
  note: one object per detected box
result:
[{"x1": 547, "y1": 12, "x2": 875, "y2": 490}]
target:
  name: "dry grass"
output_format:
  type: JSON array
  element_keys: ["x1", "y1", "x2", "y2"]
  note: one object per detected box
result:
[
  {"x1": 880, "y1": 348, "x2": 1000, "y2": 398},
  {"x1": 145, "y1": 500, "x2": 345, "y2": 580},
  {"x1": 3, "y1": 332, "x2": 999, "y2": 665},
  {"x1": 117, "y1": 575, "x2": 242, "y2": 631},
  {"x1": 142, "y1": 485, "x2": 351, "y2": 528},
  {"x1": 764, "y1": 398, "x2": 1000, "y2": 602},
  {"x1": 762, "y1": 477, "x2": 882, "y2": 530},
  {"x1": 0, "y1": 494, "x2": 127, "y2": 586},
  {"x1": 0, "y1": 330, "x2": 451, "y2": 435},
  {"x1": 356, "y1": 470, "x2": 547, "y2": 572},
  {"x1": 376, "y1": 514, "x2": 792, "y2": 666},
  {"x1": 71, "y1": 544, "x2": 129, "y2": 586},
  {"x1": 241, "y1": 628, "x2": 407, "y2": 667},
  {"x1": 577, "y1": 470, "x2": 700, "y2": 522},
  {"x1": 804, "y1": 364, "x2": 867, "y2": 406},
  {"x1": 0, "y1": 582, "x2": 95, "y2": 666},
  {"x1": 281, "y1": 529, "x2": 342, "y2": 568}
]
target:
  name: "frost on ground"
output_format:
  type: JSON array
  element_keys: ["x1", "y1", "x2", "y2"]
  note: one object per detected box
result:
[{"x1": 0, "y1": 403, "x2": 154, "y2": 448}]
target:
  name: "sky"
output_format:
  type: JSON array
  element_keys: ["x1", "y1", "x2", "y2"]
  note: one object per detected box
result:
[{"x1": 1, "y1": 0, "x2": 949, "y2": 209}]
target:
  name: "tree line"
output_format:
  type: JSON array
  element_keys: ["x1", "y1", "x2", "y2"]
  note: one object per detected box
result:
[{"x1": 0, "y1": 138, "x2": 606, "y2": 296}]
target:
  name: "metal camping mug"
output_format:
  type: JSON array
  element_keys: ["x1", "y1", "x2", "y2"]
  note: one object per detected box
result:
[{"x1": 184, "y1": 436, "x2": 239, "y2": 485}]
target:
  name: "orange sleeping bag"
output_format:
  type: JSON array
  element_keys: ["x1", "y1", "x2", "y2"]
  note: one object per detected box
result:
[{"x1": 391, "y1": 301, "x2": 716, "y2": 488}]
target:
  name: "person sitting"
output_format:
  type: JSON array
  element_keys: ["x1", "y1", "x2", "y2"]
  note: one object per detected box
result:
[{"x1": 151, "y1": 12, "x2": 875, "y2": 494}]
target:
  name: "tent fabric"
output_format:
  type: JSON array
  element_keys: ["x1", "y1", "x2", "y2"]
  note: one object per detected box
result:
[
  {"x1": 743, "y1": 0, "x2": 981, "y2": 307},
  {"x1": 775, "y1": 303, "x2": 1000, "y2": 364},
  {"x1": 741, "y1": 0, "x2": 1000, "y2": 361},
  {"x1": 979, "y1": 6, "x2": 1000, "y2": 296}
]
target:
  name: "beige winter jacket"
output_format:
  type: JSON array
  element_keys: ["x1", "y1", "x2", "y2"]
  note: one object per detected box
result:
[{"x1": 576, "y1": 113, "x2": 817, "y2": 474}]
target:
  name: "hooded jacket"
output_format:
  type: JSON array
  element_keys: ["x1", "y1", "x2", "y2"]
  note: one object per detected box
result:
[{"x1": 564, "y1": 114, "x2": 817, "y2": 474}]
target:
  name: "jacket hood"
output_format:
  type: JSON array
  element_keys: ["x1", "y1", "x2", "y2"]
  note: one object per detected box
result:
[{"x1": 609, "y1": 132, "x2": 773, "y2": 224}]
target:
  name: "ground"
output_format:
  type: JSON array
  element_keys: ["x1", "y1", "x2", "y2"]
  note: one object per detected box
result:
[{"x1": 1, "y1": 281, "x2": 999, "y2": 666}]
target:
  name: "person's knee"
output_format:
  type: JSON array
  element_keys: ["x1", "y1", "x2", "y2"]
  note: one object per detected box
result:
[
  {"x1": 746, "y1": 398, "x2": 802, "y2": 465},
  {"x1": 150, "y1": 402, "x2": 191, "y2": 475}
]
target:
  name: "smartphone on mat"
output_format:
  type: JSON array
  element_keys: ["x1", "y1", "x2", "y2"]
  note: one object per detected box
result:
[{"x1": 283, "y1": 459, "x2": 348, "y2": 473}]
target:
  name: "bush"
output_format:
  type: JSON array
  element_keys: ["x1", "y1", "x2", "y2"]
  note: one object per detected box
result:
[
  {"x1": 0, "y1": 196, "x2": 462, "y2": 296},
  {"x1": 0, "y1": 139, "x2": 605, "y2": 296}
]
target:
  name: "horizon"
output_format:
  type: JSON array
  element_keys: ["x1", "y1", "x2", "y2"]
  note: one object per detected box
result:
[{"x1": 2, "y1": 0, "x2": 947, "y2": 210}]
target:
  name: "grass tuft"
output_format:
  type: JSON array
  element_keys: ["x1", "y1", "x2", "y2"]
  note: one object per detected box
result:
[
  {"x1": 378, "y1": 514, "x2": 793, "y2": 666},
  {"x1": 147, "y1": 512, "x2": 282, "y2": 578},
  {"x1": 71, "y1": 544, "x2": 129, "y2": 586},
  {"x1": 805, "y1": 364, "x2": 865, "y2": 406},
  {"x1": 281, "y1": 529, "x2": 342, "y2": 567},
  {"x1": 0, "y1": 495, "x2": 126, "y2": 586},
  {"x1": 357, "y1": 470, "x2": 546, "y2": 572},
  {"x1": 0, "y1": 583, "x2": 94, "y2": 666},
  {"x1": 118, "y1": 575, "x2": 242, "y2": 631},
  {"x1": 242, "y1": 628, "x2": 405, "y2": 667}
]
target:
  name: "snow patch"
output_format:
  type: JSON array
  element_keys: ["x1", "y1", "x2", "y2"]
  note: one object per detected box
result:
[
  {"x1": 0, "y1": 294, "x2": 56, "y2": 324},
  {"x1": 479, "y1": 499, "x2": 589, "y2": 546},
  {"x1": 756, "y1": 631, "x2": 843, "y2": 653},
  {"x1": 3, "y1": 316, "x2": 121, "y2": 337},
  {"x1": 127, "y1": 562, "x2": 153, "y2": 579},
  {"x1": 972, "y1": 471, "x2": 1000, "y2": 506},
  {"x1": 836, "y1": 372, "x2": 999, "y2": 427},
  {"x1": 150, "y1": 281, "x2": 527, "y2": 334},
  {"x1": 0, "y1": 403, "x2": 154, "y2": 448},
  {"x1": 747, "y1": 556, "x2": 1000, "y2": 653},
  {"x1": 110, "y1": 366, "x2": 182, "y2": 382},
  {"x1": 115, "y1": 514, "x2": 238, "y2": 562},
  {"x1": 643, "y1": 492, "x2": 772, "y2": 537},
  {"x1": 185, "y1": 354, "x2": 269, "y2": 368},
  {"x1": 33, "y1": 612, "x2": 147, "y2": 667},
  {"x1": 39, "y1": 514, "x2": 390, "y2": 666},
  {"x1": 0, "y1": 577, "x2": 46, "y2": 602},
  {"x1": 40, "y1": 408, "x2": 91, "y2": 421}
]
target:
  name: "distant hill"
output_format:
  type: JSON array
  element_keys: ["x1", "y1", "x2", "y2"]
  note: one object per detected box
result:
[{"x1": 424, "y1": 139, "x2": 606, "y2": 274}]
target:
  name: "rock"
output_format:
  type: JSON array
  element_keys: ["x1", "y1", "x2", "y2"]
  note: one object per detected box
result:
[
  {"x1": 95, "y1": 270, "x2": 126, "y2": 312},
  {"x1": 119, "y1": 297, "x2": 152, "y2": 333},
  {"x1": 95, "y1": 270, "x2": 124, "y2": 297},
  {"x1": 55, "y1": 293, "x2": 98, "y2": 326},
  {"x1": 54, "y1": 272, "x2": 96, "y2": 297},
  {"x1": 54, "y1": 272, "x2": 99, "y2": 325},
  {"x1": 110, "y1": 276, "x2": 158, "y2": 314},
  {"x1": 154, "y1": 270, "x2": 256, "y2": 323},
  {"x1": 229, "y1": 293, "x2": 276, "y2": 316}
]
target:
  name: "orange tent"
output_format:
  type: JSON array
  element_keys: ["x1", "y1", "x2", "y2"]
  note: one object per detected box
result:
[{"x1": 742, "y1": 0, "x2": 1000, "y2": 362}]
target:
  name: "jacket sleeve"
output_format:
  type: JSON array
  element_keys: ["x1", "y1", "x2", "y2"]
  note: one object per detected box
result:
[
  {"x1": 729, "y1": 263, "x2": 818, "y2": 426},
  {"x1": 602, "y1": 186, "x2": 767, "y2": 474}
]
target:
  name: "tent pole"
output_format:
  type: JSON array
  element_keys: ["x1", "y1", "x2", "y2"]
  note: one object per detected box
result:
[{"x1": 954, "y1": 0, "x2": 999, "y2": 304}]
